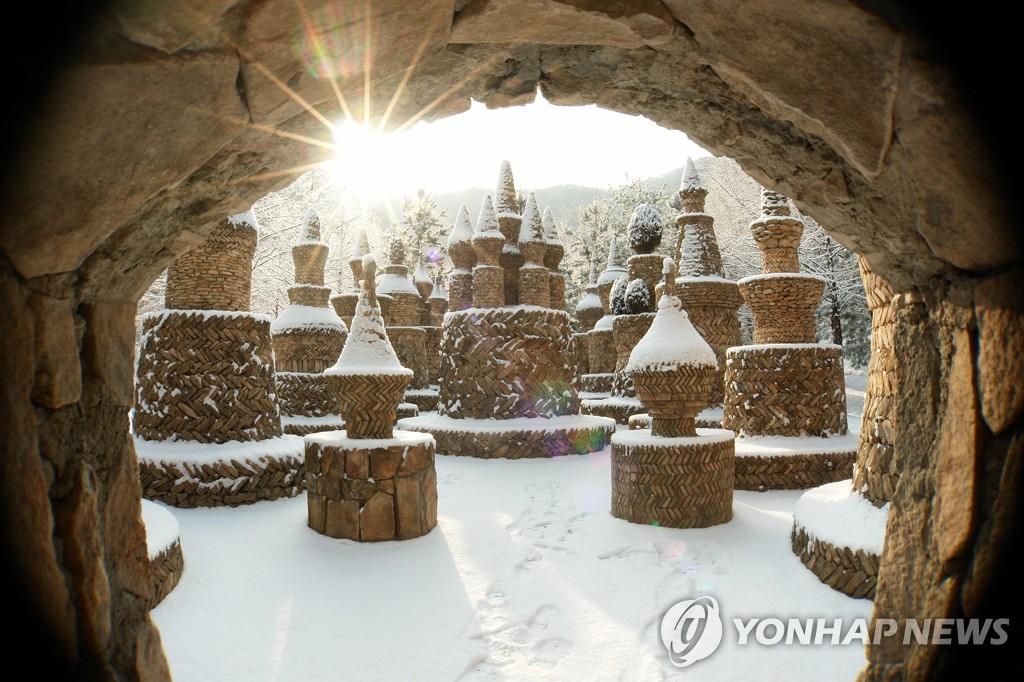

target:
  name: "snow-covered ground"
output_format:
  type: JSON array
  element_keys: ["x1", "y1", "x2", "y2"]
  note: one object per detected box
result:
[{"x1": 151, "y1": 372, "x2": 873, "y2": 680}]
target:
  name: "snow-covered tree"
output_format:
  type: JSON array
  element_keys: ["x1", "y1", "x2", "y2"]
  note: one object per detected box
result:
[
  {"x1": 392, "y1": 188, "x2": 449, "y2": 279},
  {"x1": 626, "y1": 203, "x2": 664, "y2": 254},
  {"x1": 610, "y1": 275, "x2": 629, "y2": 315},
  {"x1": 624, "y1": 278, "x2": 652, "y2": 315},
  {"x1": 562, "y1": 178, "x2": 675, "y2": 311}
]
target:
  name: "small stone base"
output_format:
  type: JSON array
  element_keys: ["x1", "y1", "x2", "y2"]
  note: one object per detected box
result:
[
  {"x1": 611, "y1": 429, "x2": 734, "y2": 528},
  {"x1": 405, "y1": 388, "x2": 439, "y2": 412},
  {"x1": 790, "y1": 481, "x2": 888, "y2": 599},
  {"x1": 305, "y1": 430, "x2": 438, "y2": 541},
  {"x1": 734, "y1": 433, "x2": 857, "y2": 490},
  {"x1": 628, "y1": 408, "x2": 723, "y2": 431},
  {"x1": 791, "y1": 525, "x2": 880, "y2": 599},
  {"x1": 150, "y1": 541, "x2": 185, "y2": 608},
  {"x1": 397, "y1": 414, "x2": 615, "y2": 459},
  {"x1": 136, "y1": 436, "x2": 306, "y2": 508},
  {"x1": 581, "y1": 372, "x2": 614, "y2": 394},
  {"x1": 580, "y1": 396, "x2": 645, "y2": 424},
  {"x1": 397, "y1": 402, "x2": 420, "y2": 419},
  {"x1": 282, "y1": 415, "x2": 344, "y2": 436}
]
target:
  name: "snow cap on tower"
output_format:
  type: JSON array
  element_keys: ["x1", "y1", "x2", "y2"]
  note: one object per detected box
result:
[
  {"x1": 326, "y1": 254, "x2": 411, "y2": 377},
  {"x1": 681, "y1": 158, "x2": 705, "y2": 191},
  {"x1": 495, "y1": 160, "x2": 519, "y2": 218},
  {"x1": 542, "y1": 207, "x2": 562, "y2": 246},
  {"x1": 299, "y1": 207, "x2": 322, "y2": 243},
  {"x1": 518, "y1": 192, "x2": 545, "y2": 244},
  {"x1": 448, "y1": 204, "x2": 475, "y2": 247},
  {"x1": 474, "y1": 195, "x2": 502, "y2": 237},
  {"x1": 597, "y1": 234, "x2": 627, "y2": 285}
]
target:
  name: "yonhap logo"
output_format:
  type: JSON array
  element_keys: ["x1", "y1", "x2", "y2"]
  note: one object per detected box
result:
[{"x1": 660, "y1": 596, "x2": 724, "y2": 667}]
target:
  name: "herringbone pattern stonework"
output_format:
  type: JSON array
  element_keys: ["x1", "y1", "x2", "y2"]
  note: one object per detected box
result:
[
  {"x1": 139, "y1": 453, "x2": 305, "y2": 508},
  {"x1": 723, "y1": 345, "x2": 848, "y2": 437},
  {"x1": 791, "y1": 523, "x2": 879, "y2": 599},
  {"x1": 611, "y1": 435, "x2": 734, "y2": 528},
  {"x1": 734, "y1": 452, "x2": 855, "y2": 491},
  {"x1": 133, "y1": 311, "x2": 282, "y2": 444},
  {"x1": 438, "y1": 308, "x2": 578, "y2": 419}
]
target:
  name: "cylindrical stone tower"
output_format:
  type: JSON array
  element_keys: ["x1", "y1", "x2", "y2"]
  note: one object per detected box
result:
[
  {"x1": 271, "y1": 208, "x2": 348, "y2": 435},
  {"x1": 134, "y1": 211, "x2": 305, "y2": 507},
  {"x1": 518, "y1": 192, "x2": 550, "y2": 308},
  {"x1": 671, "y1": 158, "x2": 743, "y2": 406},
  {"x1": 446, "y1": 204, "x2": 476, "y2": 312},
  {"x1": 724, "y1": 189, "x2": 854, "y2": 491}
]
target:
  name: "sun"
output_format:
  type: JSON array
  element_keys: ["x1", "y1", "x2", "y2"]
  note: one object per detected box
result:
[{"x1": 328, "y1": 119, "x2": 411, "y2": 200}]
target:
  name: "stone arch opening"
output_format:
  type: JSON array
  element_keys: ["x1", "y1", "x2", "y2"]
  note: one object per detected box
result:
[{"x1": 1, "y1": 2, "x2": 1019, "y2": 679}]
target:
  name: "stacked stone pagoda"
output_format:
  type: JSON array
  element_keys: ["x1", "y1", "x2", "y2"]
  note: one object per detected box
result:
[
  {"x1": 495, "y1": 160, "x2": 524, "y2": 305},
  {"x1": 573, "y1": 262, "x2": 603, "y2": 384},
  {"x1": 307, "y1": 255, "x2": 438, "y2": 541},
  {"x1": 629, "y1": 159, "x2": 744, "y2": 434},
  {"x1": 790, "y1": 256, "x2": 898, "y2": 598},
  {"x1": 611, "y1": 259, "x2": 735, "y2": 527},
  {"x1": 407, "y1": 258, "x2": 443, "y2": 410},
  {"x1": 376, "y1": 238, "x2": 427, "y2": 419},
  {"x1": 543, "y1": 207, "x2": 566, "y2": 310},
  {"x1": 330, "y1": 228, "x2": 369, "y2": 330},
  {"x1": 672, "y1": 159, "x2": 743, "y2": 406},
  {"x1": 398, "y1": 162, "x2": 614, "y2": 458},
  {"x1": 582, "y1": 204, "x2": 665, "y2": 424},
  {"x1": 580, "y1": 237, "x2": 625, "y2": 395},
  {"x1": 723, "y1": 189, "x2": 856, "y2": 490},
  {"x1": 446, "y1": 204, "x2": 475, "y2": 311},
  {"x1": 133, "y1": 211, "x2": 305, "y2": 507},
  {"x1": 271, "y1": 208, "x2": 348, "y2": 435}
]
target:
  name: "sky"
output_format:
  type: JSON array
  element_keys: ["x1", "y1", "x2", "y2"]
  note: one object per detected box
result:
[{"x1": 329, "y1": 90, "x2": 711, "y2": 198}]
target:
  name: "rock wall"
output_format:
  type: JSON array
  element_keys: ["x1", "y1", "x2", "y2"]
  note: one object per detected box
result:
[{"x1": 0, "y1": 1, "x2": 1019, "y2": 678}]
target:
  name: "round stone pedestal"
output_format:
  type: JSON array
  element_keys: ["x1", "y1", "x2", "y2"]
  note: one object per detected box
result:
[
  {"x1": 305, "y1": 430, "x2": 437, "y2": 541},
  {"x1": 611, "y1": 428, "x2": 735, "y2": 528}
]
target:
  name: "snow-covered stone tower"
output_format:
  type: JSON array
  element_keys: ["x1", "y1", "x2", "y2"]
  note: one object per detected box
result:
[
  {"x1": 580, "y1": 236, "x2": 625, "y2": 395},
  {"x1": 133, "y1": 211, "x2": 305, "y2": 507},
  {"x1": 307, "y1": 255, "x2": 438, "y2": 541},
  {"x1": 671, "y1": 158, "x2": 743, "y2": 406},
  {"x1": 611, "y1": 260, "x2": 735, "y2": 527},
  {"x1": 582, "y1": 204, "x2": 665, "y2": 424},
  {"x1": 398, "y1": 162, "x2": 614, "y2": 459},
  {"x1": 271, "y1": 208, "x2": 348, "y2": 435},
  {"x1": 723, "y1": 190, "x2": 855, "y2": 490}
]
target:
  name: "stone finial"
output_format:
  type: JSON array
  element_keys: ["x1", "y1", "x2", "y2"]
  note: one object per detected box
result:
[
  {"x1": 300, "y1": 207, "x2": 322, "y2": 242},
  {"x1": 761, "y1": 188, "x2": 792, "y2": 216},
  {"x1": 518, "y1": 192, "x2": 546, "y2": 264},
  {"x1": 363, "y1": 254, "x2": 378, "y2": 307},
  {"x1": 473, "y1": 195, "x2": 502, "y2": 238},
  {"x1": 472, "y1": 195, "x2": 504, "y2": 267},
  {"x1": 542, "y1": 207, "x2": 564, "y2": 270},
  {"x1": 662, "y1": 256, "x2": 676, "y2": 297},
  {"x1": 588, "y1": 260, "x2": 598, "y2": 286},
  {"x1": 413, "y1": 259, "x2": 432, "y2": 299},
  {"x1": 349, "y1": 228, "x2": 369, "y2": 285},
  {"x1": 607, "y1": 233, "x2": 623, "y2": 270},
  {"x1": 495, "y1": 160, "x2": 519, "y2": 219},
  {"x1": 447, "y1": 203, "x2": 477, "y2": 270},
  {"x1": 627, "y1": 203, "x2": 664, "y2": 255},
  {"x1": 679, "y1": 157, "x2": 708, "y2": 214},
  {"x1": 749, "y1": 188, "x2": 805, "y2": 273},
  {"x1": 388, "y1": 236, "x2": 407, "y2": 268}
]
